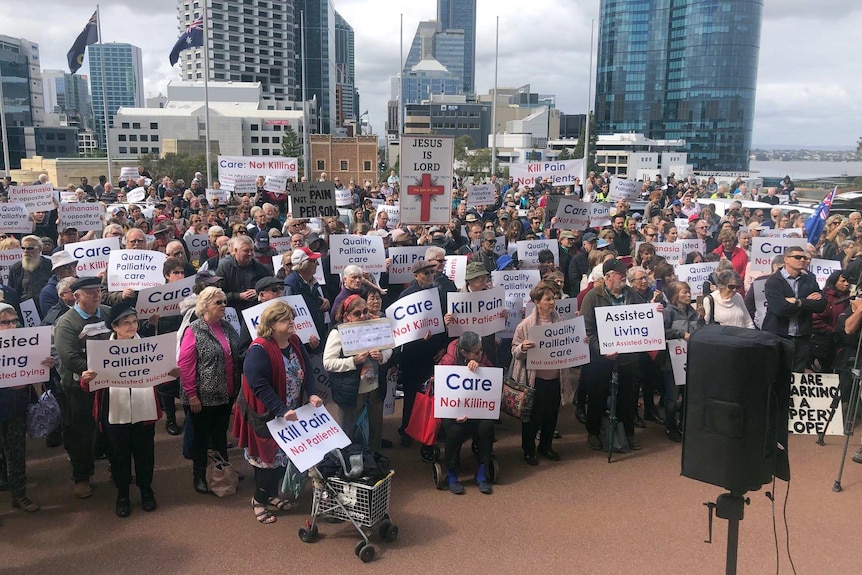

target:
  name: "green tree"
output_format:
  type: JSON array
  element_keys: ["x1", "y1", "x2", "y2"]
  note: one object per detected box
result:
[
  {"x1": 556, "y1": 147, "x2": 571, "y2": 161},
  {"x1": 138, "y1": 153, "x2": 214, "y2": 184},
  {"x1": 465, "y1": 148, "x2": 492, "y2": 177},
  {"x1": 573, "y1": 113, "x2": 599, "y2": 174},
  {"x1": 454, "y1": 135, "x2": 474, "y2": 163},
  {"x1": 857, "y1": 137, "x2": 862, "y2": 159},
  {"x1": 281, "y1": 125, "x2": 304, "y2": 175}
]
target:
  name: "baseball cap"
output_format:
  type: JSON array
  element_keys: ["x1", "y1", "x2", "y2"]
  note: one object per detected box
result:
[
  {"x1": 495, "y1": 254, "x2": 514, "y2": 271},
  {"x1": 582, "y1": 232, "x2": 598, "y2": 243},
  {"x1": 255, "y1": 231, "x2": 270, "y2": 249},
  {"x1": 602, "y1": 258, "x2": 627, "y2": 275},
  {"x1": 291, "y1": 246, "x2": 321, "y2": 266}
]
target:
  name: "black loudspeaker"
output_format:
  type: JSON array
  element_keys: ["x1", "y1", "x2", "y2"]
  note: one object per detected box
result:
[{"x1": 681, "y1": 325, "x2": 793, "y2": 493}]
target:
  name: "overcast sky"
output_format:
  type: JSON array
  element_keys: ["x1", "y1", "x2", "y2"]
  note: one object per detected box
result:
[{"x1": 3, "y1": 0, "x2": 860, "y2": 148}]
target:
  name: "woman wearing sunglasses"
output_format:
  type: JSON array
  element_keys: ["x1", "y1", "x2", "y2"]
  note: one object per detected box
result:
[{"x1": 702, "y1": 270, "x2": 754, "y2": 328}]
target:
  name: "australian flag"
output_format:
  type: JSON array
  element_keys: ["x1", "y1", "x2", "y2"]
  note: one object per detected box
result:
[
  {"x1": 804, "y1": 186, "x2": 837, "y2": 244},
  {"x1": 169, "y1": 19, "x2": 204, "y2": 66},
  {"x1": 67, "y1": 11, "x2": 98, "y2": 74}
]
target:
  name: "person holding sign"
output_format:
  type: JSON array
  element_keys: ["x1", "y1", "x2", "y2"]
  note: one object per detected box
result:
[
  {"x1": 438, "y1": 332, "x2": 496, "y2": 495},
  {"x1": 323, "y1": 296, "x2": 393, "y2": 450},
  {"x1": 80, "y1": 303, "x2": 180, "y2": 518},
  {"x1": 0, "y1": 304, "x2": 55, "y2": 514},
  {"x1": 232, "y1": 301, "x2": 322, "y2": 524},
  {"x1": 512, "y1": 283, "x2": 572, "y2": 465}
]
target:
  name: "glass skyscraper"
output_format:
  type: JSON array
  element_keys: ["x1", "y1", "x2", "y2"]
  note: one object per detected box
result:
[
  {"x1": 595, "y1": 0, "x2": 763, "y2": 171},
  {"x1": 437, "y1": 0, "x2": 476, "y2": 94},
  {"x1": 89, "y1": 43, "x2": 144, "y2": 151}
]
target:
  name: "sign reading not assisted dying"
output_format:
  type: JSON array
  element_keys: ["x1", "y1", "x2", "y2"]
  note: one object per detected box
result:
[
  {"x1": 0, "y1": 326, "x2": 52, "y2": 389},
  {"x1": 433, "y1": 365, "x2": 503, "y2": 419},
  {"x1": 86, "y1": 333, "x2": 178, "y2": 391},
  {"x1": 107, "y1": 249, "x2": 168, "y2": 291},
  {"x1": 267, "y1": 403, "x2": 350, "y2": 472},
  {"x1": 526, "y1": 316, "x2": 590, "y2": 369},
  {"x1": 595, "y1": 303, "x2": 666, "y2": 355}
]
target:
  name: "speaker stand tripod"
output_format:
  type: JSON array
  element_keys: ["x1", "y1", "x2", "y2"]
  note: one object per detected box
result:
[
  {"x1": 704, "y1": 492, "x2": 750, "y2": 575},
  {"x1": 831, "y1": 366, "x2": 862, "y2": 492}
]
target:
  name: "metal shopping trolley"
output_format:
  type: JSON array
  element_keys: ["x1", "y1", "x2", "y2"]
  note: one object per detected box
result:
[{"x1": 298, "y1": 468, "x2": 398, "y2": 563}]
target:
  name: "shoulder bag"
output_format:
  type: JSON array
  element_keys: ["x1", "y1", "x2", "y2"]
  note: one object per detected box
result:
[{"x1": 501, "y1": 354, "x2": 535, "y2": 423}]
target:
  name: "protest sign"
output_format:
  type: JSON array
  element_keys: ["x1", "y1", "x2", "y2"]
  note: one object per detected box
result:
[
  {"x1": 524, "y1": 296, "x2": 578, "y2": 320},
  {"x1": 674, "y1": 262, "x2": 719, "y2": 298},
  {"x1": 218, "y1": 155, "x2": 298, "y2": 182},
  {"x1": 185, "y1": 233, "x2": 210, "y2": 255},
  {"x1": 126, "y1": 187, "x2": 146, "y2": 203},
  {"x1": 444, "y1": 255, "x2": 468, "y2": 289},
  {"x1": 269, "y1": 236, "x2": 292, "y2": 255},
  {"x1": 375, "y1": 204, "x2": 400, "y2": 229},
  {"x1": 433, "y1": 365, "x2": 503, "y2": 420},
  {"x1": 467, "y1": 184, "x2": 495, "y2": 208},
  {"x1": 678, "y1": 239, "x2": 704, "y2": 258},
  {"x1": 544, "y1": 195, "x2": 563, "y2": 222},
  {"x1": 86, "y1": 333, "x2": 178, "y2": 391},
  {"x1": 493, "y1": 236, "x2": 507, "y2": 257},
  {"x1": 400, "y1": 135, "x2": 454, "y2": 225},
  {"x1": 289, "y1": 182, "x2": 338, "y2": 219},
  {"x1": 241, "y1": 295, "x2": 319, "y2": 344},
  {"x1": 590, "y1": 203, "x2": 612, "y2": 228},
  {"x1": 335, "y1": 187, "x2": 352, "y2": 207},
  {"x1": 0, "y1": 249, "x2": 23, "y2": 284},
  {"x1": 0, "y1": 202, "x2": 32, "y2": 233},
  {"x1": 107, "y1": 250, "x2": 167, "y2": 291},
  {"x1": 8, "y1": 184, "x2": 55, "y2": 212},
  {"x1": 267, "y1": 404, "x2": 350, "y2": 473},
  {"x1": 517, "y1": 239, "x2": 559, "y2": 269},
  {"x1": 554, "y1": 198, "x2": 591, "y2": 230},
  {"x1": 388, "y1": 246, "x2": 428, "y2": 284},
  {"x1": 119, "y1": 167, "x2": 139, "y2": 182},
  {"x1": 58, "y1": 203, "x2": 106, "y2": 232},
  {"x1": 499, "y1": 294, "x2": 524, "y2": 339},
  {"x1": 19, "y1": 299, "x2": 40, "y2": 328},
  {"x1": 446, "y1": 287, "x2": 506, "y2": 337},
  {"x1": 0, "y1": 326, "x2": 52, "y2": 388},
  {"x1": 509, "y1": 159, "x2": 584, "y2": 187},
  {"x1": 385, "y1": 288, "x2": 444, "y2": 346},
  {"x1": 668, "y1": 339, "x2": 688, "y2": 386},
  {"x1": 305, "y1": 353, "x2": 332, "y2": 404},
  {"x1": 675, "y1": 218, "x2": 691, "y2": 231},
  {"x1": 636, "y1": 241, "x2": 683, "y2": 263},
  {"x1": 749, "y1": 237, "x2": 807, "y2": 273},
  {"x1": 224, "y1": 307, "x2": 241, "y2": 334},
  {"x1": 789, "y1": 372, "x2": 843, "y2": 436},
  {"x1": 809, "y1": 258, "x2": 842, "y2": 289},
  {"x1": 608, "y1": 177, "x2": 639, "y2": 202},
  {"x1": 205, "y1": 188, "x2": 231, "y2": 204},
  {"x1": 329, "y1": 234, "x2": 386, "y2": 274},
  {"x1": 595, "y1": 303, "x2": 665, "y2": 354},
  {"x1": 135, "y1": 276, "x2": 196, "y2": 319},
  {"x1": 264, "y1": 175, "x2": 289, "y2": 194},
  {"x1": 526, "y1": 316, "x2": 590, "y2": 369},
  {"x1": 337, "y1": 318, "x2": 396, "y2": 355},
  {"x1": 383, "y1": 370, "x2": 398, "y2": 416},
  {"x1": 492, "y1": 269, "x2": 541, "y2": 302},
  {"x1": 751, "y1": 279, "x2": 768, "y2": 329},
  {"x1": 65, "y1": 237, "x2": 122, "y2": 278}
]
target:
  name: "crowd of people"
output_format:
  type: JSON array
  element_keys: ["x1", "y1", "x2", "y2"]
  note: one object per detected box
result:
[{"x1": 0, "y1": 167, "x2": 860, "y2": 523}]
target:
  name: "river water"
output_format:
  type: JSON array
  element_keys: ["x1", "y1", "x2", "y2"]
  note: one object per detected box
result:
[{"x1": 749, "y1": 160, "x2": 862, "y2": 180}]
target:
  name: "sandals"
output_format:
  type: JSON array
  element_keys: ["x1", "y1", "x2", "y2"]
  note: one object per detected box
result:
[
  {"x1": 252, "y1": 498, "x2": 277, "y2": 524},
  {"x1": 268, "y1": 497, "x2": 294, "y2": 512}
]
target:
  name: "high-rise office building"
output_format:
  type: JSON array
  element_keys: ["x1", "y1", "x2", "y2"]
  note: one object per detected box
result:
[
  {"x1": 594, "y1": 0, "x2": 763, "y2": 171},
  {"x1": 294, "y1": 0, "x2": 337, "y2": 134},
  {"x1": 88, "y1": 43, "x2": 144, "y2": 151},
  {"x1": 43, "y1": 69, "x2": 94, "y2": 130},
  {"x1": 334, "y1": 10, "x2": 359, "y2": 130},
  {"x1": 0, "y1": 35, "x2": 44, "y2": 128},
  {"x1": 437, "y1": 0, "x2": 476, "y2": 95}
]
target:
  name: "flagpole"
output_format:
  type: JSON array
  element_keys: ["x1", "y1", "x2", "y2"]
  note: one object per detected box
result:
[
  {"x1": 399, "y1": 13, "x2": 403, "y2": 137},
  {"x1": 201, "y1": 11, "x2": 212, "y2": 186},
  {"x1": 96, "y1": 4, "x2": 113, "y2": 184},
  {"x1": 0, "y1": 65, "x2": 11, "y2": 177},
  {"x1": 301, "y1": 10, "x2": 310, "y2": 180},
  {"x1": 490, "y1": 15, "x2": 499, "y2": 178},
  {"x1": 583, "y1": 18, "x2": 595, "y2": 184}
]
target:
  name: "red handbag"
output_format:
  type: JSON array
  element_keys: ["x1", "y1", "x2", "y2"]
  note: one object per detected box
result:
[{"x1": 404, "y1": 378, "x2": 441, "y2": 446}]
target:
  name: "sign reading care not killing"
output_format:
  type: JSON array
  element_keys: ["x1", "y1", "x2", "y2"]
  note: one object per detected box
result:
[
  {"x1": 267, "y1": 403, "x2": 350, "y2": 473},
  {"x1": 433, "y1": 365, "x2": 503, "y2": 420},
  {"x1": 135, "y1": 276, "x2": 196, "y2": 319},
  {"x1": 0, "y1": 327, "x2": 52, "y2": 389},
  {"x1": 86, "y1": 333, "x2": 178, "y2": 391},
  {"x1": 241, "y1": 295, "x2": 319, "y2": 344},
  {"x1": 595, "y1": 303, "x2": 665, "y2": 355},
  {"x1": 385, "y1": 288, "x2": 444, "y2": 346}
]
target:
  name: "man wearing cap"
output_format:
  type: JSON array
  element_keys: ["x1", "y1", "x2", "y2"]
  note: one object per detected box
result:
[
  {"x1": 284, "y1": 246, "x2": 328, "y2": 350},
  {"x1": 580, "y1": 258, "x2": 643, "y2": 451},
  {"x1": 253, "y1": 231, "x2": 276, "y2": 273},
  {"x1": 8, "y1": 235, "x2": 54, "y2": 315},
  {"x1": 55, "y1": 277, "x2": 112, "y2": 498},
  {"x1": 52, "y1": 226, "x2": 82, "y2": 254},
  {"x1": 40, "y1": 250, "x2": 79, "y2": 314},
  {"x1": 445, "y1": 261, "x2": 501, "y2": 362},
  {"x1": 473, "y1": 230, "x2": 500, "y2": 274},
  {"x1": 216, "y1": 235, "x2": 270, "y2": 313},
  {"x1": 255, "y1": 276, "x2": 285, "y2": 303}
]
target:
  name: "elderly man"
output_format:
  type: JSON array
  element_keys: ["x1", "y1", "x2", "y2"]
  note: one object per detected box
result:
[
  {"x1": 40, "y1": 250, "x2": 79, "y2": 314},
  {"x1": 216, "y1": 235, "x2": 270, "y2": 313},
  {"x1": 8, "y1": 235, "x2": 54, "y2": 314},
  {"x1": 283, "y1": 247, "x2": 327, "y2": 349},
  {"x1": 255, "y1": 276, "x2": 285, "y2": 302},
  {"x1": 166, "y1": 240, "x2": 195, "y2": 276},
  {"x1": 424, "y1": 245, "x2": 458, "y2": 299},
  {"x1": 473, "y1": 230, "x2": 500, "y2": 274},
  {"x1": 101, "y1": 228, "x2": 148, "y2": 307},
  {"x1": 199, "y1": 226, "x2": 225, "y2": 265}
]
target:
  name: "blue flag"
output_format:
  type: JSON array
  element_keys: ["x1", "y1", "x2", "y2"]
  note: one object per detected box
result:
[
  {"x1": 804, "y1": 186, "x2": 837, "y2": 244},
  {"x1": 170, "y1": 19, "x2": 204, "y2": 66},
  {"x1": 67, "y1": 11, "x2": 98, "y2": 74}
]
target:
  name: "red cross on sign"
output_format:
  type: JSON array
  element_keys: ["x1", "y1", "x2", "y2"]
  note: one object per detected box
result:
[{"x1": 407, "y1": 173, "x2": 445, "y2": 222}]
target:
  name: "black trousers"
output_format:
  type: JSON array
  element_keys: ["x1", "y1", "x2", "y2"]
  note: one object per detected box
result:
[
  {"x1": 61, "y1": 385, "x2": 96, "y2": 482},
  {"x1": 189, "y1": 404, "x2": 231, "y2": 472},
  {"x1": 584, "y1": 358, "x2": 638, "y2": 438},
  {"x1": 442, "y1": 418, "x2": 494, "y2": 470},
  {"x1": 105, "y1": 422, "x2": 155, "y2": 497},
  {"x1": 521, "y1": 377, "x2": 561, "y2": 454},
  {"x1": 789, "y1": 336, "x2": 811, "y2": 373},
  {"x1": 157, "y1": 380, "x2": 179, "y2": 423},
  {"x1": 253, "y1": 467, "x2": 284, "y2": 504}
]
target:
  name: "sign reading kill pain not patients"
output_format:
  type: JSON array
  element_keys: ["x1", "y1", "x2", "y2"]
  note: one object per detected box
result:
[
  {"x1": 400, "y1": 135, "x2": 454, "y2": 225},
  {"x1": 267, "y1": 404, "x2": 350, "y2": 472}
]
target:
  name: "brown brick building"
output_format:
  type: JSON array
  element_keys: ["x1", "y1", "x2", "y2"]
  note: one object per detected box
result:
[{"x1": 309, "y1": 134, "x2": 378, "y2": 185}]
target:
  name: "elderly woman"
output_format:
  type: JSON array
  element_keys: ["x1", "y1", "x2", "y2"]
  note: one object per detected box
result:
[
  {"x1": 712, "y1": 228, "x2": 748, "y2": 279},
  {"x1": 0, "y1": 304, "x2": 54, "y2": 514},
  {"x1": 233, "y1": 301, "x2": 321, "y2": 524},
  {"x1": 178, "y1": 286, "x2": 243, "y2": 494},
  {"x1": 438, "y1": 331, "x2": 495, "y2": 495},
  {"x1": 332, "y1": 265, "x2": 367, "y2": 320},
  {"x1": 81, "y1": 303, "x2": 180, "y2": 517},
  {"x1": 323, "y1": 296, "x2": 392, "y2": 450},
  {"x1": 702, "y1": 270, "x2": 754, "y2": 328},
  {"x1": 512, "y1": 283, "x2": 572, "y2": 465}
]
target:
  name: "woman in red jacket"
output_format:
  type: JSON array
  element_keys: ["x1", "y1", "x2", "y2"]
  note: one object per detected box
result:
[{"x1": 712, "y1": 228, "x2": 748, "y2": 289}]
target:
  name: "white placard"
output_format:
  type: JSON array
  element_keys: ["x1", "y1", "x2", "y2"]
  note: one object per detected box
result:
[
  {"x1": 595, "y1": 303, "x2": 666, "y2": 354},
  {"x1": 385, "y1": 288, "x2": 444, "y2": 346},
  {"x1": 749, "y1": 237, "x2": 807, "y2": 273},
  {"x1": 337, "y1": 318, "x2": 396, "y2": 355},
  {"x1": 86, "y1": 333, "x2": 178, "y2": 391},
  {"x1": 241, "y1": 295, "x2": 320, "y2": 344},
  {"x1": 554, "y1": 198, "x2": 591, "y2": 230},
  {"x1": 509, "y1": 159, "x2": 584, "y2": 187},
  {"x1": 388, "y1": 246, "x2": 428, "y2": 284},
  {"x1": 526, "y1": 316, "x2": 590, "y2": 369},
  {"x1": 289, "y1": 182, "x2": 339, "y2": 219},
  {"x1": 126, "y1": 187, "x2": 146, "y2": 203},
  {"x1": 205, "y1": 188, "x2": 231, "y2": 204},
  {"x1": 674, "y1": 262, "x2": 719, "y2": 298},
  {"x1": 467, "y1": 184, "x2": 495, "y2": 208},
  {"x1": 107, "y1": 250, "x2": 168, "y2": 291},
  {"x1": 269, "y1": 236, "x2": 292, "y2": 255},
  {"x1": 499, "y1": 294, "x2": 523, "y2": 338},
  {"x1": 446, "y1": 287, "x2": 506, "y2": 337},
  {"x1": 433, "y1": 365, "x2": 503, "y2": 420},
  {"x1": 135, "y1": 276, "x2": 196, "y2": 319},
  {"x1": 264, "y1": 175, "x2": 288, "y2": 194},
  {"x1": 0, "y1": 249, "x2": 23, "y2": 284},
  {"x1": 493, "y1": 236, "x2": 507, "y2": 257},
  {"x1": 335, "y1": 187, "x2": 353, "y2": 207},
  {"x1": 119, "y1": 167, "x2": 139, "y2": 182},
  {"x1": 399, "y1": 134, "x2": 454, "y2": 225},
  {"x1": 383, "y1": 370, "x2": 398, "y2": 416},
  {"x1": 809, "y1": 258, "x2": 842, "y2": 289},
  {"x1": 608, "y1": 177, "x2": 639, "y2": 202},
  {"x1": 19, "y1": 298, "x2": 41, "y2": 328},
  {"x1": 0, "y1": 202, "x2": 32, "y2": 233},
  {"x1": 517, "y1": 239, "x2": 559, "y2": 269},
  {"x1": 58, "y1": 203, "x2": 106, "y2": 232},
  {"x1": 589, "y1": 203, "x2": 612, "y2": 228},
  {"x1": 491, "y1": 269, "x2": 541, "y2": 302},
  {"x1": 185, "y1": 233, "x2": 210, "y2": 254},
  {"x1": 266, "y1": 404, "x2": 350, "y2": 473},
  {"x1": 524, "y1": 296, "x2": 578, "y2": 320},
  {"x1": 636, "y1": 241, "x2": 683, "y2": 264},
  {"x1": 789, "y1": 372, "x2": 843, "y2": 436},
  {"x1": 218, "y1": 155, "x2": 298, "y2": 181},
  {"x1": 752, "y1": 279, "x2": 768, "y2": 329},
  {"x1": 8, "y1": 184, "x2": 55, "y2": 213},
  {"x1": 375, "y1": 204, "x2": 400, "y2": 229},
  {"x1": 679, "y1": 239, "x2": 704, "y2": 257},
  {"x1": 0, "y1": 326, "x2": 52, "y2": 388},
  {"x1": 224, "y1": 306, "x2": 241, "y2": 334},
  {"x1": 329, "y1": 234, "x2": 387, "y2": 274},
  {"x1": 668, "y1": 339, "x2": 688, "y2": 386},
  {"x1": 675, "y1": 218, "x2": 691, "y2": 231},
  {"x1": 66, "y1": 237, "x2": 121, "y2": 278},
  {"x1": 444, "y1": 255, "x2": 468, "y2": 289}
]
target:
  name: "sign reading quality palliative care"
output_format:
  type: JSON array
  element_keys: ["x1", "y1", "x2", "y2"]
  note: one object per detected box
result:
[
  {"x1": 467, "y1": 184, "x2": 495, "y2": 208},
  {"x1": 517, "y1": 239, "x2": 558, "y2": 269},
  {"x1": 595, "y1": 303, "x2": 665, "y2": 355},
  {"x1": 86, "y1": 333, "x2": 178, "y2": 391},
  {"x1": 0, "y1": 203, "x2": 32, "y2": 233},
  {"x1": 526, "y1": 316, "x2": 589, "y2": 369},
  {"x1": 107, "y1": 250, "x2": 167, "y2": 291},
  {"x1": 0, "y1": 326, "x2": 52, "y2": 389},
  {"x1": 385, "y1": 289, "x2": 444, "y2": 346},
  {"x1": 400, "y1": 135, "x2": 454, "y2": 226},
  {"x1": 433, "y1": 365, "x2": 503, "y2": 419},
  {"x1": 329, "y1": 234, "x2": 386, "y2": 274},
  {"x1": 267, "y1": 404, "x2": 350, "y2": 472},
  {"x1": 607, "y1": 177, "x2": 639, "y2": 202},
  {"x1": 446, "y1": 287, "x2": 506, "y2": 337}
]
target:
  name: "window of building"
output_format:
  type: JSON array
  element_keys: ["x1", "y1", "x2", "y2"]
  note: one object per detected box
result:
[
  {"x1": 119, "y1": 147, "x2": 128, "y2": 154},
  {"x1": 271, "y1": 136, "x2": 279, "y2": 144},
  {"x1": 152, "y1": 135, "x2": 159, "y2": 142},
  {"x1": 251, "y1": 149, "x2": 259, "y2": 155},
  {"x1": 261, "y1": 136, "x2": 269, "y2": 143},
  {"x1": 140, "y1": 135, "x2": 147, "y2": 142},
  {"x1": 132, "y1": 122, "x2": 141, "y2": 129},
  {"x1": 121, "y1": 122, "x2": 130, "y2": 129},
  {"x1": 250, "y1": 124, "x2": 259, "y2": 131},
  {"x1": 149, "y1": 122, "x2": 158, "y2": 130},
  {"x1": 364, "y1": 161, "x2": 372, "y2": 171},
  {"x1": 340, "y1": 160, "x2": 348, "y2": 171},
  {"x1": 317, "y1": 160, "x2": 325, "y2": 171},
  {"x1": 152, "y1": 147, "x2": 159, "y2": 154},
  {"x1": 118, "y1": 134, "x2": 126, "y2": 141},
  {"x1": 251, "y1": 136, "x2": 259, "y2": 143},
  {"x1": 140, "y1": 147, "x2": 148, "y2": 154},
  {"x1": 129, "y1": 134, "x2": 137, "y2": 142},
  {"x1": 129, "y1": 147, "x2": 138, "y2": 154},
  {"x1": 262, "y1": 149, "x2": 270, "y2": 156}
]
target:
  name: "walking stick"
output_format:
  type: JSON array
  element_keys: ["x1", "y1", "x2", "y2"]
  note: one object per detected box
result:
[{"x1": 607, "y1": 363, "x2": 620, "y2": 463}]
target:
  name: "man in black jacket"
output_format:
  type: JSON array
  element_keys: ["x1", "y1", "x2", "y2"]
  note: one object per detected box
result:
[
  {"x1": 763, "y1": 246, "x2": 826, "y2": 371},
  {"x1": 8, "y1": 235, "x2": 53, "y2": 315},
  {"x1": 215, "y1": 235, "x2": 269, "y2": 313}
]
